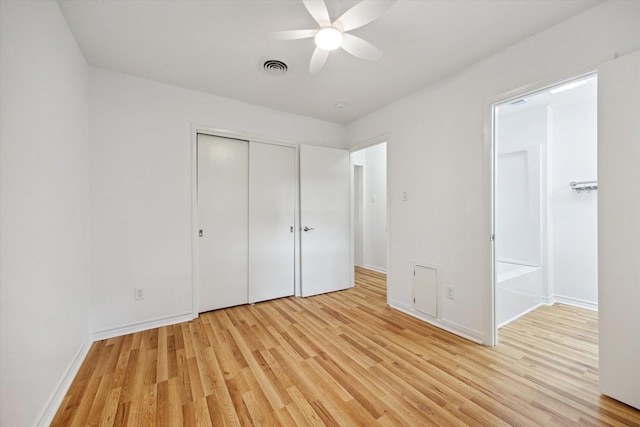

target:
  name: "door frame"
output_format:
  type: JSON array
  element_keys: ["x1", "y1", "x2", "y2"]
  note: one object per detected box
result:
[
  {"x1": 349, "y1": 133, "x2": 390, "y2": 288},
  {"x1": 353, "y1": 164, "x2": 364, "y2": 267},
  {"x1": 190, "y1": 125, "x2": 300, "y2": 318},
  {"x1": 485, "y1": 66, "x2": 602, "y2": 346}
]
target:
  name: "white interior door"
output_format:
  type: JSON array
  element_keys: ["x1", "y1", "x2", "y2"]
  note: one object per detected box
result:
[
  {"x1": 300, "y1": 144, "x2": 351, "y2": 297},
  {"x1": 598, "y1": 50, "x2": 640, "y2": 410},
  {"x1": 249, "y1": 142, "x2": 295, "y2": 303},
  {"x1": 197, "y1": 134, "x2": 248, "y2": 312}
]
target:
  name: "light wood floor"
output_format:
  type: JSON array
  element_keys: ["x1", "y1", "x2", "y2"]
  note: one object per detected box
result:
[{"x1": 52, "y1": 267, "x2": 640, "y2": 426}]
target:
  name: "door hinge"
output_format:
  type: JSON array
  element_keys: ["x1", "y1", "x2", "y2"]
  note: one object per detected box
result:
[
  {"x1": 199, "y1": 229, "x2": 203, "y2": 237},
  {"x1": 490, "y1": 233, "x2": 495, "y2": 242}
]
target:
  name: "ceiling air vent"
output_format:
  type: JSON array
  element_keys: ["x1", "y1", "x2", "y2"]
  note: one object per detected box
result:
[{"x1": 263, "y1": 60, "x2": 288, "y2": 75}]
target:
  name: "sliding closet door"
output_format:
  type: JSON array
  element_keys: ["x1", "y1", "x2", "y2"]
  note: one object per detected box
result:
[
  {"x1": 248, "y1": 142, "x2": 295, "y2": 303},
  {"x1": 197, "y1": 134, "x2": 248, "y2": 312}
]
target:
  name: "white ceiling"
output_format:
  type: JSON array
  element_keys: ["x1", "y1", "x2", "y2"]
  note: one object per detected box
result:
[{"x1": 58, "y1": 0, "x2": 602, "y2": 125}]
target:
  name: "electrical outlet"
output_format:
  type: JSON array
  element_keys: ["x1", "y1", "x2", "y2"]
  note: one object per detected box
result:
[
  {"x1": 134, "y1": 288, "x2": 144, "y2": 300},
  {"x1": 446, "y1": 286, "x2": 455, "y2": 300}
]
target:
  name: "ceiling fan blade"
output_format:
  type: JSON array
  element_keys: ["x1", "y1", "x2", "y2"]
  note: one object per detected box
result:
[
  {"x1": 341, "y1": 33, "x2": 382, "y2": 61},
  {"x1": 302, "y1": 0, "x2": 331, "y2": 27},
  {"x1": 334, "y1": 0, "x2": 397, "y2": 32},
  {"x1": 309, "y1": 47, "x2": 330, "y2": 73},
  {"x1": 271, "y1": 29, "x2": 317, "y2": 40}
]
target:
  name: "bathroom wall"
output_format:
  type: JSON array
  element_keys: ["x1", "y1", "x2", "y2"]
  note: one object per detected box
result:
[
  {"x1": 548, "y1": 79, "x2": 598, "y2": 308},
  {"x1": 495, "y1": 104, "x2": 548, "y2": 325},
  {"x1": 495, "y1": 105, "x2": 547, "y2": 267}
]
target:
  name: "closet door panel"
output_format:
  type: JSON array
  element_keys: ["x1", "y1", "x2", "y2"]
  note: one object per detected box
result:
[
  {"x1": 248, "y1": 142, "x2": 295, "y2": 303},
  {"x1": 197, "y1": 134, "x2": 248, "y2": 312}
]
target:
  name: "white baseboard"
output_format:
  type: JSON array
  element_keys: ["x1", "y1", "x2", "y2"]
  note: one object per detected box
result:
[
  {"x1": 539, "y1": 295, "x2": 555, "y2": 305},
  {"x1": 92, "y1": 312, "x2": 194, "y2": 341},
  {"x1": 498, "y1": 296, "x2": 598, "y2": 329},
  {"x1": 36, "y1": 336, "x2": 93, "y2": 427},
  {"x1": 439, "y1": 318, "x2": 486, "y2": 344},
  {"x1": 36, "y1": 311, "x2": 194, "y2": 425},
  {"x1": 388, "y1": 299, "x2": 485, "y2": 345},
  {"x1": 497, "y1": 302, "x2": 545, "y2": 329},
  {"x1": 552, "y1": 295, "x2": 598, "y2": 311},
  {"x1": 361, "y1": 264, "x2": 387, "y2": 274}
]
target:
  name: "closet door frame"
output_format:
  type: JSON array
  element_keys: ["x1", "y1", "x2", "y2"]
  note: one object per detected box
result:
[{"x1": 190, "y1": 125, "x2": 301, "y2": 318}]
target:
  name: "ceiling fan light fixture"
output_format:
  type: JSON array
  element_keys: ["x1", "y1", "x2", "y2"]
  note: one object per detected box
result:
[
  {"x1": 314, "y1": 27, "x2": 343, "y2": 51},
  {"x1": 273, "y1": 0, "x2": 396, "y2": 73}
]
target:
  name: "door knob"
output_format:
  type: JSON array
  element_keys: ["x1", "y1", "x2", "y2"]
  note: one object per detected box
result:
[{"x1": 303, "y1": 226, "x2": 315, "y2": 232}]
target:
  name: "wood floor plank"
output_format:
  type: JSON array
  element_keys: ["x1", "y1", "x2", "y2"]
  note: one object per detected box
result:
[{"x1": 52, "y1": 266, "x2": 640, "y2": 426}]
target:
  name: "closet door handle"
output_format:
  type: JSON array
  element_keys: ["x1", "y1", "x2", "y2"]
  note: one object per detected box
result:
[{"x1": 303, "y1": 226, "x2": 315, "y2": 232}]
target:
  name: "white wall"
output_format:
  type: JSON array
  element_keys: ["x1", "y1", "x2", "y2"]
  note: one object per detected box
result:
[
  {"x1": 352, "y1": 151, "x2": 365, "y2": 267},
  {"x1": 364, "y1": 143, "x2": 387, "y2": 271},
  {"x1": 89, "y1": 68, "x2": 345, "y2": 334},
  {"x1": 495, "y1": 105, "x2": 547, "y2": 326},
  {"x1": 345, "y1": 1, "x2": 640, "y2": 343},
  {"x1": 351, "y1": 144, "x2": 387, "y2": 272},
  {"x1": 0, "y1": 2, "x2": 91, "y2": 426},
  {"x1": 496, "y1": 105, "x2": 547, "y2": 267},
  {"x1": 550, "y1": 92, "x2": 598, "y2": 306}
]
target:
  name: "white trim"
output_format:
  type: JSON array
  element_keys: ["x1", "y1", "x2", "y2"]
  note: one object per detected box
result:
[
  {"x1": 348, "y1": 133, "x2": 390, "y2": 152},
  {"x1": 539, "y1": 295, "x2": 555, "y2": 306},
  {"x1": 38, "y1": 309, "x2": 198, "y2": 425},
  {"x1": 363, "y1": 264, "x2": 386, "y2": 274},
  {"x1": 486, "y1": 60, "x2": 609, "y2": 346},
  {"x1": 552, "y1": 295, "x2": 598, "y2": 311},
  {"x1": 35, "y1": 337, "x2": 93, "y2": 427},
  {"x1": 497, "y1": 302, "x2": 545, "y2": 329},
  {"x1": 389, "y1": 299, "x2": 485, "y2": 344},
  {"x1": 91, "y1": 312, "x2": 193, "y2": 341},
  {"x1": 192, "y1": 124, "x2": 298, "y2": 147},
  {"x1": 191, "y1": 126, "x2": 199, "y2": 317},
  {"x1": 497, "y1": 296, "x2": 598, "y2": 329}
]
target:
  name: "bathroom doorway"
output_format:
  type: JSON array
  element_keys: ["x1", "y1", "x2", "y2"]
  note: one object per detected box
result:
[{"x1": 493, "y1": 74, "x2": 598, "y2": 337}]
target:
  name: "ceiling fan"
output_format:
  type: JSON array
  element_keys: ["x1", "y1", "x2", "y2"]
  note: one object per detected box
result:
[{"x1": 273, "y1": 0, "x2": 397, "y2": 73}]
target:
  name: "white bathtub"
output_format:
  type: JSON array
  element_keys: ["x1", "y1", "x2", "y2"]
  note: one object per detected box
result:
[{"x1": 496, "y1": 261, "x2": 543, "y2": 327}]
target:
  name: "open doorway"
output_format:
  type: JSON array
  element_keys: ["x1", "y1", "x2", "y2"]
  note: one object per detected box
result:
[
  {"x1": 351, "y1": 142, "x2": 387, "y2": 275},
  {"x1": 493, "y1": 74, "x2": 598, "y2": 340}
]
